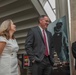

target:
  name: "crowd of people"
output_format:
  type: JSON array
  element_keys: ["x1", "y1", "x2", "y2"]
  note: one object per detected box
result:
[{"x1": 0, "y1": 15, "x2": 70, "y2": 75}]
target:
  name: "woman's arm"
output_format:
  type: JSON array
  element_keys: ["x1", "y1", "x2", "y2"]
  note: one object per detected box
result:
[{"x1": 0, "y1": 42, "x2": 6, "y2": 55}]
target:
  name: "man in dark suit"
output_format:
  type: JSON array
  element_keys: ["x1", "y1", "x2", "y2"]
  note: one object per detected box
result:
[
  {"x1": 72, "y1": 41, "x2": 76, "y2": 58},
  {"x1": 25, "y1": 15, "x2": 54, "y2": 75},
  {"x1": 72, "y1": 41, "x2": 76, "y2": 69}
]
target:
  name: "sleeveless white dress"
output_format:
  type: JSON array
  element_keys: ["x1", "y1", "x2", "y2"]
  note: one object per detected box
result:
[{"x1": 0, "y1": 36, "x2": 19, "y2": 75}]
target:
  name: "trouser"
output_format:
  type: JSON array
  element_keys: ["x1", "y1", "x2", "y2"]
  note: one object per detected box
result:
[{"x1": 31, "y1": 56, "x2": 52, "y2": 75}]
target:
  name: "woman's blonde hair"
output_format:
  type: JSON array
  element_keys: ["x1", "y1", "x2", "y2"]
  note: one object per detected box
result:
[{"x1": 0, "y1": 19, "x2": 14, "y2": 39}]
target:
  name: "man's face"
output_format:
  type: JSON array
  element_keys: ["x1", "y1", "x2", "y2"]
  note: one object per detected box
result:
[{"x1": 39, "y1": 16, "x2": 50, "y2": 29}]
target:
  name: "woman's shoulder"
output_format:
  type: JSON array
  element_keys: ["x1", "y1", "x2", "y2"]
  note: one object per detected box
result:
[
  {"x1": 0, "y1": 36, "x2": 6, "y2": 39},
  {"x1": 0, "y1": 36, "x2": 7, "y2": 42}
]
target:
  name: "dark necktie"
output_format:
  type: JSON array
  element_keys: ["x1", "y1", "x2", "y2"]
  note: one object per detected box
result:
[{"x1": 43, "y1": 29, "x2": 49, "y2": 56}]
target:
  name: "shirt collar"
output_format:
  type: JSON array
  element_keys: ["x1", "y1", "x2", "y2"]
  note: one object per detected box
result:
[{"x1": 38, "y1": 26, "x2": 43, "y2": 32}]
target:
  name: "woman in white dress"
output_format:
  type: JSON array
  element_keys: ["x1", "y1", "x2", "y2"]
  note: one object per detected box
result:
[{"x1": 0, "y1": 19, "x2": 20, "y2": 75}]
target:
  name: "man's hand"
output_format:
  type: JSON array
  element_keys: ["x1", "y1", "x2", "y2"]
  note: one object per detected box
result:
[{"x1": 32, "y1": 59, "x2": 35, "y2": 63}]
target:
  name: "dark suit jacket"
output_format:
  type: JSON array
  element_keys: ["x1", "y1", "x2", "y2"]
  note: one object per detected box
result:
[
  {"x1": 72, "y1": 41, "x2": 76, "y2": 58},
  {"x1": 25, "y1": 26, "x2": 54, "y2": 65},
  {"x1": 72, "y1": 41, "x2": 76, "y2": 69}
]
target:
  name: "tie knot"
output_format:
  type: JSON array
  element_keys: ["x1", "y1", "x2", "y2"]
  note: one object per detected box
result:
[{"x1": 43, "y1": 29, "x2": 45, "y2": 32}]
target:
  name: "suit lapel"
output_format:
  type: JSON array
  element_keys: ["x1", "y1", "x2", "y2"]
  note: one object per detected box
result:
[{"x1": 36, "y1": 26, "x2": 44, "y2": 43}]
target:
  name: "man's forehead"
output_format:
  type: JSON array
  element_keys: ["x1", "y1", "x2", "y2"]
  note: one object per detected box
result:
[
  {"x1": 44, "y1": 16, "x2": 50, "y2": 20},
  {"x1": 44, "y1": 16, "x2": 48, "y2": 18},
  {"x1": 40, "y1": 16, "x2": 49, "y2": 21}
]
